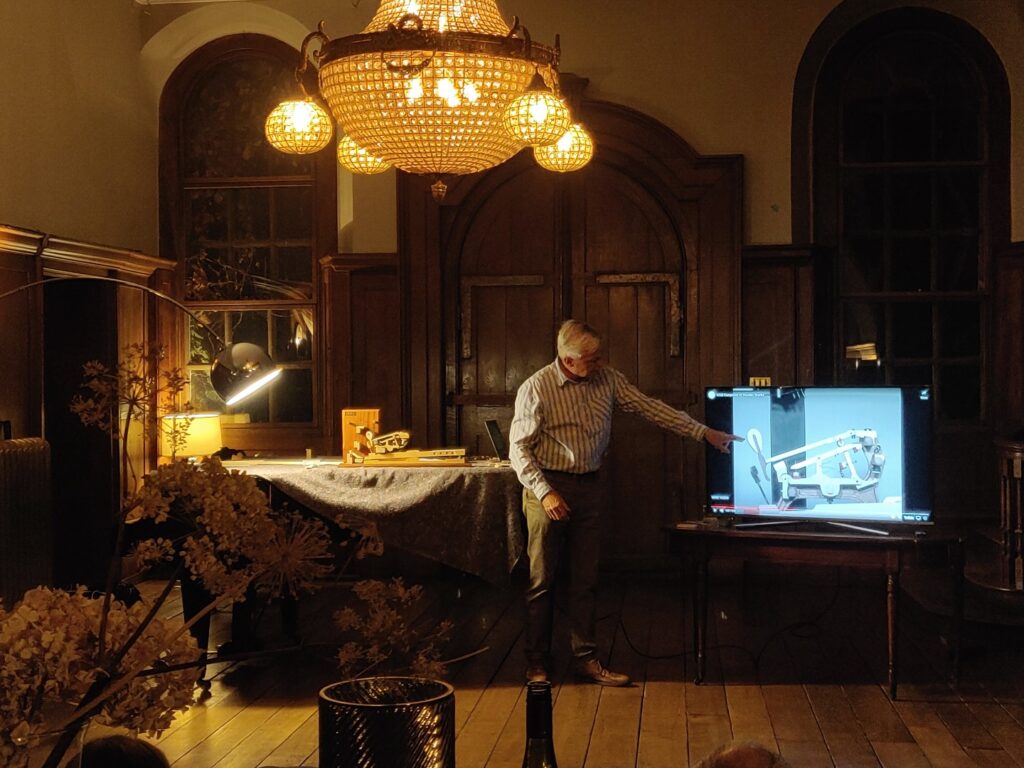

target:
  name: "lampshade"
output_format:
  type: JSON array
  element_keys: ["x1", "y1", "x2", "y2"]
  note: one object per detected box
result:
[
  {"x1": 533, "y1": 123, "x2": 594, "y2": 172},
  {"x1": 211, "y1": 342, "x2": 284, "y2": 406},
  {"x1": 502, "y1": 71, "x2": 572, "y2": 147},
  {"x1": 337, "y1": 135, "x2": 391, "y2": 175},
  {"x1": 264, "y1": 97, "x2": 334, "y2": 154},
  {"x1": 160, "y1": 412, "x2": 222, "y2": 458}
]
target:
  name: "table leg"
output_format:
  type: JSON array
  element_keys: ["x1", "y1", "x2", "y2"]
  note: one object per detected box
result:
[
  {"x1": 695, "y1": 556, "x2": 708, "y2": 685},
  {"x1": 950, "y1": 538, "x2": 965, "y2": 685},
  {"x1": 887, "y1": 569, "x2": 899, "y2": 699}
]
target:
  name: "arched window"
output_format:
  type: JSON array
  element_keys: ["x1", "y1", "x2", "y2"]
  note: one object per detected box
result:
[
  {"x1": 807, "y1": 8, "x2": 1009, "y2": 424},
  {"x1": 161, "y1": 35, "x2": 336, "y2": 437}
]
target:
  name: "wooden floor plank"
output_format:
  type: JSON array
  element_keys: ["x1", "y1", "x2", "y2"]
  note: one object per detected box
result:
[
  {"x1": 636, "y1": 575, "x2": 688, "y2": 768},
  {"x1": 122, "y1": 570, "x2": 1024, "y2": 768},
  {"x1": 871, "y1": 740, "x2": 932, "y2": 768}
]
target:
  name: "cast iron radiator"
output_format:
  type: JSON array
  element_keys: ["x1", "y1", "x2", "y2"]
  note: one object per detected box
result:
[{"x1": 0, "y1": 437, "x2": 53, "y2": 606}]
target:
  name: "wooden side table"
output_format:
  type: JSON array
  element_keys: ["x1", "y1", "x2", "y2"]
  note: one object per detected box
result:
[{"x1": 666, "y1": 524, "x2": 964, "y2": 699}]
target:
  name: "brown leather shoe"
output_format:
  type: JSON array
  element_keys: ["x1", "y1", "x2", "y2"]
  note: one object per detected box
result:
[
  {"x1": 525, "y1": 664, "x2": 548, "y2": 683},
  {"x1": 575, "y1": 658, "x2": 630, "y2": 687}
]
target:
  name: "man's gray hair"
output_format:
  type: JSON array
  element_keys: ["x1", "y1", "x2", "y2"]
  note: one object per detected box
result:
[
  {"x1": 697, "y1": 743, "x2": 790, "y2": 768},
  {"x1": 557, "y1": 319, "x2": 601, "y2": 358}
]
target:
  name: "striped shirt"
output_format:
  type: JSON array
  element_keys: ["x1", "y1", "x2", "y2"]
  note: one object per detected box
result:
[{"x1": 509, "y1": 358, "x2": 708, "y2": 500}]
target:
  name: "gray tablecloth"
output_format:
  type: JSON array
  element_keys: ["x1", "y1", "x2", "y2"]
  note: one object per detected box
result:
[{"x1": 226, "y1": 461, "x2": 524, "y2": 585}]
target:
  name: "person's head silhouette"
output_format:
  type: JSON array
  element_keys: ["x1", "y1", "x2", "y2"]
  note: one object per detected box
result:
[
  {"x1": 80, "y1": 735, "x2": 170, "y2": 768},
  {"x1": 698, "y1": 742, "x2": 789, "y2": 768}
]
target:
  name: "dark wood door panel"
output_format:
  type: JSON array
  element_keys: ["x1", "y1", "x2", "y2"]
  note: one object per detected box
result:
[{"x1": 405, "y1": 94, "x2": 743, "y2": 566}]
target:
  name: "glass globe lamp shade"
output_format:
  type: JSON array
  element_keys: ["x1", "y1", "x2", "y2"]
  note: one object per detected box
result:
[
  {"x1": 265, "y1": 97, "x2": 334, "y2": 154},
  {"x1": 337, "y1": 135, "x2": 391, "y2": 175},
  {"x1": 502, "y1": 79, "x2": 572, "y2": 147},
  {"x1": 534, "y1": 123, "x2": 594, "y2": 173}
]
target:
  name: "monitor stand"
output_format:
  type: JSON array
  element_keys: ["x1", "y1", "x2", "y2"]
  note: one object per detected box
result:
[{"x1": 733, "y1": 518, "x2": 890, "y2": 536}]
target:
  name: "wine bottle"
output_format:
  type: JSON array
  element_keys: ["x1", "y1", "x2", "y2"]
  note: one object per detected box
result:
[{"x1": 522, "y1": 681, "x2": 558, "y2": 767}]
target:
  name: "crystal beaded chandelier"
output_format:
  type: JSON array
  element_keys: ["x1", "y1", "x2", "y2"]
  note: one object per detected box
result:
[{"x1": 267, "y1": 0, "x2": 592, "y2": 199}]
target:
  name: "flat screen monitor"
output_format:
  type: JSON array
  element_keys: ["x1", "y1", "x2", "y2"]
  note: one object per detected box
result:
[{"x1": 704, "y1": 386, "x2": 932, "y2": 525}]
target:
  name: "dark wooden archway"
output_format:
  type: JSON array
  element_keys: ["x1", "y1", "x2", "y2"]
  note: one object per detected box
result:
[{"x1": 398, "y1": 88, "x2": 742, "y2": 562}]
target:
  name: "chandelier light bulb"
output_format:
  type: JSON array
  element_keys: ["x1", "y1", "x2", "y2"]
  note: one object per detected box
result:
[
  {"x1": 264, "y1": 97, "x2": 334, "y2": 154},
  {"x1": 337, "y1": 135, "x2": 392, "y2": 175},
  {"x1": 534, "y1": 122, "x2": 594, "y2": 172},
  {"x1": 502, "y1": 71, "x2": 572, "y2": 147}
]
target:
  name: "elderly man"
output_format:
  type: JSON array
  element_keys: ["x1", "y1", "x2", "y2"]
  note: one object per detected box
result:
[{"x1": 510, "y1": 319, "x2": 740, "y2": 685}]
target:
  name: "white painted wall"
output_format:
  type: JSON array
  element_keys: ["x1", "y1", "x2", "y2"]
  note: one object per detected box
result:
[{"x1": 1, "y1": 0, "x2": 1021, "y2": 255}]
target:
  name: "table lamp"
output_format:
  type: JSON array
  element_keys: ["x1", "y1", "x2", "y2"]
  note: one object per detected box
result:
[{"x1": 160, "y1": 412, "x2": 223, "y2": 460}]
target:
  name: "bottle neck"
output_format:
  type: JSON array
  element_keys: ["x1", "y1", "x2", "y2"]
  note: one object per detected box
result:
[{"x1": 525, "y1": 682, "x2": 554, "y2": 738}]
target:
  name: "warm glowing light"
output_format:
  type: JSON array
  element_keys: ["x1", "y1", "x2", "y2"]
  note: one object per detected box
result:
[
  {"x1": 160, "y1": 412, "x2": 222, "y2": 458},
  {"x1": 225, "y1": 367, "x2": 284, "y2": 406},
  {"x1": 502, "y1": 78, "x2": 571, "y2": 147},
  {"x1": 406, "y1": 77, "x2": 424, "y2": 102},
  {"x1": 337, "y1": 135, "x2": 392, "y2": 174},
  {"x1": 264, "y1": 98, "x2": 333, "y2": 154},
  {"x1": 534, "y1": 122, "x2": 594, "y2": 172},
  {"x1": 462, "y1": 82, "x2": 480, "y2": 103}
]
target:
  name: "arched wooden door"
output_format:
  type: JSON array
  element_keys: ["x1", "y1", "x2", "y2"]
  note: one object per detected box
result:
[{"x1": 401, "y1": 94, "x2": 742, "y2": 565}]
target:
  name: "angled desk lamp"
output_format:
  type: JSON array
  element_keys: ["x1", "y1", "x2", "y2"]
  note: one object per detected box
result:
[{"x1": 0, "y1": 275, "x2": 282, "y2": 407}]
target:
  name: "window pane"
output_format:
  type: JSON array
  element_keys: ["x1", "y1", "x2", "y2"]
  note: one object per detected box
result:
[
  {"x1": 234, "y1": 188, "x2": 271, "y2": 241},
  {"x1": 189, "y1": 190, "x2": 229, "y2": 242},
  {"x1": 237, "y1": 387, "x2": 271, "y2": 424},
  {"x1": 887, "y1": 88, "x2": 932, "y2": 162},
  {"x1": 843, "y1": 302, "x2": 884, "y2": 355},
  {"x1": 275, "y1": 246, "x2": 314, "y2": 293},
  {"x1": 889, "y1": 236, "x2": 930, "y2": 291},
  {"x1": 841, "y1": 236, "x2": 884, "y2": 292},
  {"x1": 939, "y1": 364, "x2": 980, "y2": 419},
  {"x1": 843, "y1": 173, "x2": 884, "y2": 230},
  {"x1": 189, "y1": 314, "x2": 222, "y2": 364},
  {"x1": 274, "y1": 369, "x2": 314, "y2": 423},
  {"x1": 275, "y1": 187, "x2": 314, "y2": 240},
  {"x1": 936, "y1": 107, "x2": 980, "y2": 161},
  {"x1": 229, "y1": 311, "x2": 269, "y2": 347},
  {"x1": 890, "y1": 304, "x2": 932, "y2": 358},
  {"x1": 843, "y1": 100, "x2": 884, "y2": 162},
  {"x1": 936, "y1": 235, "x2": 978, "y2": 291},
  {"x1": 891, "y1": 364, "x2": 931, "y2": 386},
  {"x1": 188, "y1": 370, "x2": 219, "y2": 411},
  {"x1": 272, "y1": 310, "x2": 314, "y2": 362},
  {"x1": 938, "y1": 303, "x2": 980, "y2": 358},
  {"x1": 183, "y1": 57, "x2": 312, "y2": 179},
  {"x1": 937, "y1": 171, "x2": 979, "y2": 229},
  {"x1": 890, "y1": 173, "x2": 931, "y2": 230}
]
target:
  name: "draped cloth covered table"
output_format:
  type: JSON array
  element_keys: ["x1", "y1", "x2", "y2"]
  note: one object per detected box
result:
[{"x1": 224, "y1": 461, "x2": 525, "y2": 585}]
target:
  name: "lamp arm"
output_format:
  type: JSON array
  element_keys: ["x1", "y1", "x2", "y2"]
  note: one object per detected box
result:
[{"x1": 0, "y1": 275, "x2": 227, "y2": 348}]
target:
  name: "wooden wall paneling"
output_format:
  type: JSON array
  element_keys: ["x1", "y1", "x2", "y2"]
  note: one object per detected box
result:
[
  {"x1": 399, "y1": 173, "x2": 446, "y2": 447},
  {"x1": 741, "y1": 246, "x2": 816, "y2": 386},
  {"x1": 993, "y1": 242, "x2": 1024, "y2": 434},
  {"x1": 399, "y1": 94, "x2": 744, "y2": 564},
  {"x1": 322, "y1": 254, "x2": 403, "y2": 452},
  {"x1": 0, "y1": 227, "x2": 44, "y2": 439}
]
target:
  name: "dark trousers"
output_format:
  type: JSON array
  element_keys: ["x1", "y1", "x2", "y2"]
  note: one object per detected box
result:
[{"x1": 523, "y1": 471, "x2": 603, "y2": 666}]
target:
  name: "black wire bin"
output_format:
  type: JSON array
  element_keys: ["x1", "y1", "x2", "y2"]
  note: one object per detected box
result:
[{"x1": 319, "y1": 677, "x2": 456, "y2": 768}]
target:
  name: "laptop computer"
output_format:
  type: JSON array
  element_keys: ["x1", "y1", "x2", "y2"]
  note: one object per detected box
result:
[{"x1": 484, "y1": 419, "x2": 509, "y2": 461}]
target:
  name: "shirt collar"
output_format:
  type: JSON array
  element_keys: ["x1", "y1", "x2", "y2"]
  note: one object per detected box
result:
[{"x1": 553, "y1": 357, "x2": 588, "y2": 387}]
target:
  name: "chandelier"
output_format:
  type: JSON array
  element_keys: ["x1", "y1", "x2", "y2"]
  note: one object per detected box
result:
[{"x1": 266, "y1": 0, "x2": 592, "y2": 199}]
